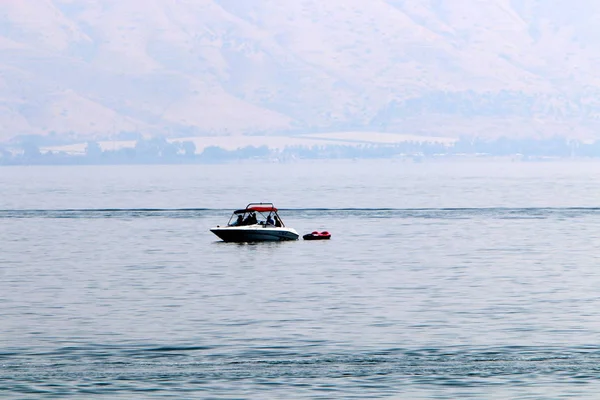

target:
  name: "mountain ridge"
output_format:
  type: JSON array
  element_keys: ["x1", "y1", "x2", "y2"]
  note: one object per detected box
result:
[{"x1": 2, "y1": 0, "x2": 600, "y2": 142}]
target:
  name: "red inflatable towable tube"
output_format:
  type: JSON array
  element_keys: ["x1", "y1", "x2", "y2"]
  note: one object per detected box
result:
[{"x1": 303, "y1": 231, "x2": 331, "y2": 240}]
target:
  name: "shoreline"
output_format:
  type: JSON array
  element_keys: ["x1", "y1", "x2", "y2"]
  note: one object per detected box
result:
[{"x1": 3, "y1": 155, "x2": 600, "y2": 167}]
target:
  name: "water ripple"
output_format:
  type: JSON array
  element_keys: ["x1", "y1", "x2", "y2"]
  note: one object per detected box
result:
[
  {"x1": 2, "y1": 346, "x2": 600, "y2": 397},
  {"x1": 1, "y1": 207, "x2": 600, "y2": 220}
]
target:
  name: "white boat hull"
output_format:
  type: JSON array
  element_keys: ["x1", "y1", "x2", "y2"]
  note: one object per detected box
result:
[{"x1": 210, "y1": 225, "x2": 299, "y2": 242}]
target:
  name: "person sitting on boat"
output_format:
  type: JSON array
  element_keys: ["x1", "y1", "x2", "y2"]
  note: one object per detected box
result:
[
  {"x1": 244, "y1": 212, "x2": 257, "y2": 225},
  {"x1": 266, "y1": 214, "x2": 274, "y2": 225},
  {"x1": 231, "y1": 214, "x2": 244, "y2": 226},
  {"x1": 273, "y1": 214, "x2": 282, "y2": 227}
]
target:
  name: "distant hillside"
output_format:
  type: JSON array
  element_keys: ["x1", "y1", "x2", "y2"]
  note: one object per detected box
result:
[{"x1": 2, "y1": 0, "x2": 600, "y2": 142}]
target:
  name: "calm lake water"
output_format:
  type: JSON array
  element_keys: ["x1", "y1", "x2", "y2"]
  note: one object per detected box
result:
[{"x1": 3, "y1": 160, "x2": 600, "y2": 398}]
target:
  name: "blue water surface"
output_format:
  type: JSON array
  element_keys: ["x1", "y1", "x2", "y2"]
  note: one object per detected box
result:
[{"x1": 2, "y1": 160, "x2": 600, "y2": 398}]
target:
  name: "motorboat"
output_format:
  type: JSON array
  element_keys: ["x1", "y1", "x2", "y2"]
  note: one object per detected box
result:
[
  {"x1": 303, "y1": 231, "x2": 331, "y2": 240},
  {"x1": 210, "y1": 203, "x2": 299, "y2": 242}
]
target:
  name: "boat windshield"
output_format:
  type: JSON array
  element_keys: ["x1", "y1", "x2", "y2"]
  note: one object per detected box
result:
[{"x1": 227, "y1": 208, "x2": 284, "y2": 227}]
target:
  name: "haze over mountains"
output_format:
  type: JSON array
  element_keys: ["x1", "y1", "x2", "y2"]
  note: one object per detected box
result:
[{"x1": 2, "y1": 0, "x2": 600, "y2": 143}]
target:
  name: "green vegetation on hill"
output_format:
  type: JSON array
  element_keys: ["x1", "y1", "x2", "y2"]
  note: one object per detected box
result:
[{"x1": 1, "y1": 136, "x2": 599, "y2": 165}]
